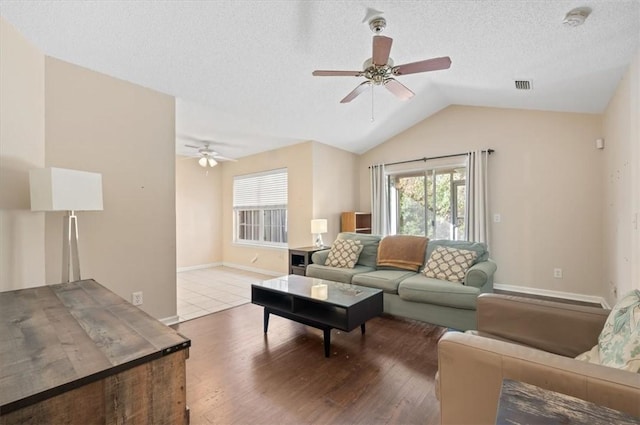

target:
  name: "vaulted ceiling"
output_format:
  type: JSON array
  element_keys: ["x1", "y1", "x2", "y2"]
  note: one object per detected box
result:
[{"x1": 1, "y1": 1, "x2": 638, "y2": 160}]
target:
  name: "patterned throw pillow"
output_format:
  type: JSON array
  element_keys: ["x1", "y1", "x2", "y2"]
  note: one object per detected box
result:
[
  {"x1": 575, "y1": 344, "x2": 600, "y2": 364},
  {"x1": 325, "y1": 239, "x2": 364, "y2": 269},
  {"x1": 423, "y1": 246, "x2": 477, "y2": 283},
  {"x1": 597, "y1": 289, "x2": 640, "y2": 372}
]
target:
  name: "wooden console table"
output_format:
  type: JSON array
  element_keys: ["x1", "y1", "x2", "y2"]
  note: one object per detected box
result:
[{"x1": 0, "y1": 279, "x2": 191, "y2": 424}]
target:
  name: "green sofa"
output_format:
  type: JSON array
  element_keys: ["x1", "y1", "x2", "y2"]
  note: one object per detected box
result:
[{"x1": 305, "y1": 232, "x2": 497, "y2": 330}]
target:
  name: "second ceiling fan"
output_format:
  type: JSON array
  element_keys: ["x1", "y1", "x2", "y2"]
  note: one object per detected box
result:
[{"x1": 312, "y1": 14, "x2": 452, "y2": 103}]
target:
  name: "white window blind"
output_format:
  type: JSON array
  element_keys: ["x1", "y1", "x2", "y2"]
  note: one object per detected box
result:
[
  {"x1": 233, "y1": 168, "x2": 288, "y2": 246},
  {"x1": 233, "y1": 168, "x2": 288, "y2": 209}
]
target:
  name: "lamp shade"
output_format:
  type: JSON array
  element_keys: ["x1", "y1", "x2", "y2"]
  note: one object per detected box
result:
[
  {"x1": 29, "y1": 167, "x2": 103, "y2": 211},
  {"x1": 310, "y1": 219, "x2": 327, "y2": 234}
]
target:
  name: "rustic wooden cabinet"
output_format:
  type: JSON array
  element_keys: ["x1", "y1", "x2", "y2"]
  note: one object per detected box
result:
[
  {"x1": 341, "y1": 212, "x2": 372, "y2": 234},
  {"x1": 0, "y1": 279, "x2": 190, "y2": 425}
]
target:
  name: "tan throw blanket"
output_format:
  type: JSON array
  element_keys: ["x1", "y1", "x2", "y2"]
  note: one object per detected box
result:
[{"x1": 377, "y1": 235, "x2": 429, "y2": 272}]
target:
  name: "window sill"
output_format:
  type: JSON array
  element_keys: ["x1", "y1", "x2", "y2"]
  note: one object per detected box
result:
[{"x1": 232, "y1": 241, "x2": 288, "y2": 251}]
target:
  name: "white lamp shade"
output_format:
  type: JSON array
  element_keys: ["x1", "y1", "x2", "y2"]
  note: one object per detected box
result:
[
  {"x1": 310, "y1": 219, "x2": 327, "y2": 234},
  {"x1": 29, "y1": 167, "x2": 103, "y2": 211}
]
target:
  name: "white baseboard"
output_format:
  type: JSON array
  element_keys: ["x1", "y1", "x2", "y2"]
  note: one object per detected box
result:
[
  {"x1": 221, "y1": 262, "x2": 283, "y2": 277},
  {"x1": 176, "y1": 262, "x2": 222, "y2": 273},
  {"x1": 493, "y1": 283, "x2": 610, "y2": 309},
  {"x1": 160, "y1": 315, "x2": 180, "y2": 326},
  {"x1": 176, "y1": 261, "x2": 282, "y2": 277}
]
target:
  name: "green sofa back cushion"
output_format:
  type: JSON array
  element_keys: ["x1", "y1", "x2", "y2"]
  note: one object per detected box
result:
[
  {"x1": 425, "y1": 240, "x2": 489, "y2": 266},
  {"x1": 336, "y1": 232, "x2": 381, "y2": 268}
]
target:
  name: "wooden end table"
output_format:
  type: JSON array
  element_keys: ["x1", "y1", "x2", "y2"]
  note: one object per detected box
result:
[{"x1": 496, "y1": 379, "x2": 640, "y2": 424}]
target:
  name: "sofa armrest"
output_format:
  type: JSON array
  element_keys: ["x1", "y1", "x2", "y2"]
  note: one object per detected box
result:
[
  {"x1": 438, "y1": 332, "x2": 640, "y2": 425},
  {"x1": 464, "y1": 259, "x2": 496, "y2": 288},
  {"x1": 477, "y1": 294, "x2": 609, "y2": 357},
  {"x1": 311, "y1": 249, "x2": 330, "y2": 265}
]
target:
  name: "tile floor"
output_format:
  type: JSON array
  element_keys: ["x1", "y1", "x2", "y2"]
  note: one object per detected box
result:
[{"x1": 177, "y1": 266, "x2": 272, "y2": 322}]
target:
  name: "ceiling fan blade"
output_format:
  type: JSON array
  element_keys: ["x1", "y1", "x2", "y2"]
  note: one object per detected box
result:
[
  {"x1": 384, "y1": 79, "x2": 415, "y2": 100},
  {"x1": 213, "y1": 155, "x2": 238, "y2": 162},
  {"x1": 312, "y1": 70, "x2": 363, "y2": 77},
  {"x1": 178, "y1": 134, "x2": 236, "y2": 147},
  {"x1": 340, "y1": 81, "x2": 372, "y2": 103},
  {"x1": 372, "y1": 35, "x2": 393, "y2": 66},
  {"x1": 393, "y1": 56, "x2": 452, "y2": 76}
]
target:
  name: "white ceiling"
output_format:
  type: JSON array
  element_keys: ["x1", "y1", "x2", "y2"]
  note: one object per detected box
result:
[{"x1": 1, "y1": 1, "x2": 639, "y2": 160}]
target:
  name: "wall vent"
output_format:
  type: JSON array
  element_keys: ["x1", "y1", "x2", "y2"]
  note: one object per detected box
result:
[{"x1": 515, "y1": 80, "x2": 532, "y2": 90}]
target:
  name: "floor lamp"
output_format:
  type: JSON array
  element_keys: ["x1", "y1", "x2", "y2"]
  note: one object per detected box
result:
[{"x1": 30, "y1": 167, "x2": 104, "y2": 283}]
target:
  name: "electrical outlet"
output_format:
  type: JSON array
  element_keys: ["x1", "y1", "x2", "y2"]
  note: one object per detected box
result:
[
  {"x1": 132, "y1": 291, "x2": 143, "y2": 306},
  {"x1": 493, "y1": 214, "x2": 501, "y2": 223},
  {"x1": 553, "y1": 268, "x2": 563, "y2": 279}
]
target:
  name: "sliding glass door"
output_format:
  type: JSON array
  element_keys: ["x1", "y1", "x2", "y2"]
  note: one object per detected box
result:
[{"x1": 390, "y1": 167, "x2": 466, "y2": 240}]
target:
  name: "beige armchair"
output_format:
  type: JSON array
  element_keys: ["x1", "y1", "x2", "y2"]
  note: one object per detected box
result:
[{"x1": 437, "y1": 293, "x2": 640, "y2": 425}]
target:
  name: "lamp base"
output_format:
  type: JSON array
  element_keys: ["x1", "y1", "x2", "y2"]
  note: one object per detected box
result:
[
  {"x1": 62, "y1": 211, "x2": 82, "y2": 283},
  {"x1": 314, "y1": 234, "x2": 324, "y2": 248}
]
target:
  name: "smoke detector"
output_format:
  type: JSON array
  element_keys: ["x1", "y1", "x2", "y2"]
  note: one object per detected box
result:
[{"x1": 563, "y1": 7, "x2": 591, "y2": 27}]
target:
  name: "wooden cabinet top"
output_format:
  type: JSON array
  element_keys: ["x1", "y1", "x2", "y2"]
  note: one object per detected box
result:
[{"x1": 0, "y1": 279, "x2": 190, "y2": 414}]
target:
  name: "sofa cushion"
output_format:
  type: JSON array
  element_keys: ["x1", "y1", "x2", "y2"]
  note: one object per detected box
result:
[
  {"x1": 325, "y1": 239, "x2": 363, "y2": 268},
  {"x1": 423, "y1": 246, "x2": 478, "y2": 283},
  {"x1": 377, "y1": 235, "x2": 429, "y2": 272},
  {"x1": 336, "y1": 232, "x2": 381, "y2": 268},
  {"x1": 425, "y1": 240, "x2": 488, "y2": 267},
  {"x1": 352, "y1": 270, "x2": 416, "y2": 294},
  {"x1": 306, "y1": 263, "x2": 374, "y2": 284},
  {"x1": 398, "y1": 274, "x2": 480, "y2": 309}
]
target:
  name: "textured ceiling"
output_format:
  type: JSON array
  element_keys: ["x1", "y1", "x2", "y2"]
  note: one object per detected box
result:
[{"x1": 1, "y1": 1, "x2": 639, "y2": 160}]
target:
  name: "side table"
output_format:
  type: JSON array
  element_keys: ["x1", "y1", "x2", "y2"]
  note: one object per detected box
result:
[
  {"x1": 496, "y1": 379, "x2": 640, "y2": 425},
  {"x1": 288, "y1": 246, "x2": 327, "y2": 276}
]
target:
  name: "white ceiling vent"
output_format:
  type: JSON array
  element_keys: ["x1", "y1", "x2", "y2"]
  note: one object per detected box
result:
[{"x1": 514, "y1": 80, "x2": 532, "y2": 90}]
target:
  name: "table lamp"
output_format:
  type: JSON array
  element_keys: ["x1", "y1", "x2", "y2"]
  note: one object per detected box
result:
[
  {"x1": 310, "y1": 219, "x2": 327, "y2": 248},
  {"x1": 29, "y1": 167, "x2": 103, "y2": 283}
]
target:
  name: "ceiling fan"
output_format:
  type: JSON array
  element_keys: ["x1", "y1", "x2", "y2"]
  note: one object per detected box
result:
[
  {"x1": 312, "y1": 14, "x2": 452, "y2": 103},
  {"x1": 184, "y1": 142, "x2": 237, "y2": 168}
]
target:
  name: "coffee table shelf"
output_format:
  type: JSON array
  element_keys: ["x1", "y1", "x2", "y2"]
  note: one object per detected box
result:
[{"x1": 252, "y1": 275, "x2": 383, "y2": 357}]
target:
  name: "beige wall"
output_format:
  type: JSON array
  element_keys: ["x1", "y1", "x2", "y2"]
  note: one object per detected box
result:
[
  {"x1": 176, "y1": 141, "x2": 358, "y2": 272},
  {"x1": 176, "y1": 156, "x2": 223, "y2": 269},
  {"x1": 603, "y1": 50, "x2": 640, "y2": 303},
  {"x1": 312, "y1": 142, "x2": 358, "y2": 245},
  {"x1": 221, "y1": 142, "x2": 313, "y2": 274},
  {"x1": 0, "y1": 17, "x2": 46, "y2": 291},
  {"x1": 358, "y1": 106, "x2": 604, "y2": 299},
  {"x1": 44, "y1": 57, "x2": 177, "y2": 319}
]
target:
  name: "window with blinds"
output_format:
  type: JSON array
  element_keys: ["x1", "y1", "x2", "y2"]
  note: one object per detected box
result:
[{"x1": 233, "y1": 168, "x2": 288, "y2": 246}]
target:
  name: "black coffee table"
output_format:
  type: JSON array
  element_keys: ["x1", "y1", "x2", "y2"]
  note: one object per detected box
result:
[{"x1": 251, "y1": 275, "x2": 383, "y2": 357}]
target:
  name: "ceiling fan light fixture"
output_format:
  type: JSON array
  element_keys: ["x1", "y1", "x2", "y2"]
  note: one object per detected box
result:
[
  {"x1": 208, "y1": 158, "x2": 218, "y2": 167},
  {"x1": 198, "y1": 157, "x2": 208, "y2": 167},
  {"x1": 563, "y1": 7, "x2": 591, "y2": 27}
]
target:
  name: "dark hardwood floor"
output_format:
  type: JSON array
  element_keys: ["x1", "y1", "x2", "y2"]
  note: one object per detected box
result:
[{"x1": 173, "y1": 303, "x2": 446, "y2": 425}]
